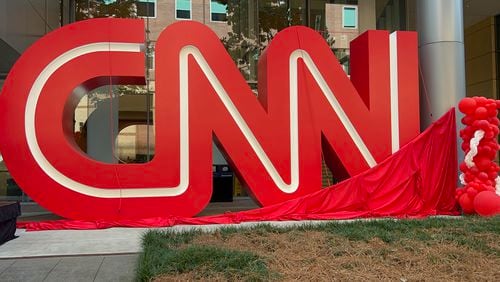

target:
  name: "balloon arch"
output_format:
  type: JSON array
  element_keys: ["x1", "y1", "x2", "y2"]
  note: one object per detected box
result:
[{"x1": 457, "y1": 97, "x2": 500, "y2": 216}]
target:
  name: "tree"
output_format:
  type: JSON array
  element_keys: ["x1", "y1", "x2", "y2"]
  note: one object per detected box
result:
[
  {"x1": 221, "y1": 1, "x2": 334, "y2": 83},
  {"x1": 75, "y1": 0, "x2": 138, "y2": 20}
]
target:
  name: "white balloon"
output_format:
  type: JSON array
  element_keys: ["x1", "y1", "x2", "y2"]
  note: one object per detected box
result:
[
  {"x1": 459, "y1": 173, "x2": 466, "y2": 185},
  {"x1": 464, "y1": 130, "x2": 484, "y2": 168}
]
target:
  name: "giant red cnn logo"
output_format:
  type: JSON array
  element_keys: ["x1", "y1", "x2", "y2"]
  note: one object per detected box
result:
[{"x1": 0, "y1": 19, "x2": 419, "y2": 220}]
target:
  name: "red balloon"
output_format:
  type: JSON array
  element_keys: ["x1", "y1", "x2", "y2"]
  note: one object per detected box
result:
[
  {"x1": 488, "y1": 117, "x2": 500, "y2": 126},
  {"x1": 487, "y1": 108, "x2": 497, "y2": 117},
  {"x1": 485, "y1": 130, "x2": 495, "y2": 139},
  {"x1": 478, "y1": 183, "x2": 489, "y2": 191},
  {"x1": 466, "y1": 187, "x2": 478, "y2": 198},
  {"x1": 474, "y1": 156, "x2": 492, "y2": 170},
  {"x1": 488, "y1": 145, "x2": 498, "y2": 156},
  {"x1": 487, "y1": 140, "x2": 497, "y2": 147},
  {"x1": 496, "y1": 100, "x2": 500, "y2": 109},
  {"x1": 478, "y1": 172, "x2": 489, "y2": 180},
  {"x1": 478, "y1": 146, "x2": 490, "y2": 155},
  {"x1": 485, "y1": 102, "x2": 496, "y2": 111},
  {"x1": 487, "y1": 149, "x2": 496, "y2": 159},
  {"x1": 470, "y1": 166, "x2": 479, "y2": 174},
  {"x1": 473, "y1": 191, "x2": 500, "y2": 217},
  {"x1": 479, "y1": 119, "x2": 490, "y2": 129},
  {"x1": 459, "y1": 194, "x2": 475, "y2": 214},
  {"x1": 461, "y1": 142, "x2": 470, "y2": 152},
  {"x1": 474, "y1": 107, "x2": 488, "y2": 120},
  {"x1": 459, "y1": 129, "x2": 466, "y2": 138},
  {"x1": 458, "y1": 98, "x2": 477, "y2": 115},
  {"x1": 464, "y1": 173, "x2": 474, "y2": 183},
  {"x1": 474, "y1": 96, "x2": 488, "y2": 106},
  {"x1": 492, "y1": 164, "x2": 500, "y2": 172},
  {"x1": 478, "y1": 146, "x2": 495, "y2": 159},
  {"x1": 469, "y1": 182, "x2": 480, "y2": 189},
  {"x1": 459, "y1": 162, "x2": 468, "y2": 173},
  {"x1": 461, "y1": 116, "x2": 474, "y2": 126},
  {"x1": 472, "y1": 120, "x2": 489, "y2": 130},
  {"x1": 464, "y1": 126, "x2": 475, "y2": 136}
]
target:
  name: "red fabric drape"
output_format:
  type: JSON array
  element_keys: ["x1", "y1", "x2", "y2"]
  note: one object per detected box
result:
[{"x1": 18, "y1": 109, "x2": 459, "y2": 231}]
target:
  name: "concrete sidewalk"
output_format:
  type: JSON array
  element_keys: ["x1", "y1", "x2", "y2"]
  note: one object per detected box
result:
[
  {"x1": 0, "y1": 228, "x2": 143, "y2": 281},
  {"x1": 0, "y1": 228, "x2": 145, "y2": 258},
  {"x1": 0, "y1": 254, "x2": 138, "y2": 282}
]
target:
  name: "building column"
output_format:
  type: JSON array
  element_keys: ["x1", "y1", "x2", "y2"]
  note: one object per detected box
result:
[
  {"x1": 358, "y1": 0, "x2": 377, "y2": 33},
  {"x1": 87, "y1": 96, "x2": 119, "y2": 164},
  {"x1": 417, "y1": 0, "x2": 466, "y2": 165}
]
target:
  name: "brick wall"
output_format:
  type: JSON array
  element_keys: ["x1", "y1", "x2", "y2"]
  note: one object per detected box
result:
[
  {"x1": 146, "y1": 0, "x2": 230, "y2": 41},
  {"x1": 325, "y1": 3, "x2": 359, "y2": 50}
]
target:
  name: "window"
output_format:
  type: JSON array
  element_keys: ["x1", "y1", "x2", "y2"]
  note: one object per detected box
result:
[
  {"x1": 93, "y1": 0, "x2": 156, "y2": 18},
  {"x1": 176, "y1": 0, "x2": 191, "y2": 20},
  {"x1": 342, "y1": 6, "x2": 357, "y2": 29},
  {"x1": 136, "y1": 0, "x2": 156, "y2": 18},
  {"x1": 210, "y1": 0, "x2": 227, "y2": 22}
]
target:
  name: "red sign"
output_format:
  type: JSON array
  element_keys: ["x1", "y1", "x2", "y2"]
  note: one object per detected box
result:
[{"x1": 0, "y1": 19, "x2": 419, "y2": 220}]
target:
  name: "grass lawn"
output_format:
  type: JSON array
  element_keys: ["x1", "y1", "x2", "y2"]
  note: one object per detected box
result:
[{"x1": 136, "y1": 216, "x2": 500, "y2": 281}]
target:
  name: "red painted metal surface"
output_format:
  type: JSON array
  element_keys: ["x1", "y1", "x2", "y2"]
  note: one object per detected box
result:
[{"x1": 0, "y1": 19, "x2": 419, "y2": 220}]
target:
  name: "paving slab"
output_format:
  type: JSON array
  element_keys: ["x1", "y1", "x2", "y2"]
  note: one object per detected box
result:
[
  {"x1": 0, "y1": 228, "x2": 145, "y2": 259},
  {"x1": 43, "y1": 256, "x2": 104, "y2": 282},
  {"x1": 0, "y1": 259, "x2": 15, "y2": 274},
  {"x1": 0, "y1": 257, "x2": 61, "y2": 282},
  {"x1": 94, "y1": 255, "x2": 138, "y2": 282},
  {"x1": 0, "y1": 255, "x2": 138, "y2": 282}
]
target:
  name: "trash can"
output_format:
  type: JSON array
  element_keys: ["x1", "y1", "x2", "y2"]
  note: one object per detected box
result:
[{"x1": 211, "y1": 164, "x2": 234, "y2": 202}]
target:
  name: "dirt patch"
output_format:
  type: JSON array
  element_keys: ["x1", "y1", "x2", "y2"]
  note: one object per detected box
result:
[
  {"x1": 155, "y1": 271, "x2": 230, "y2": 282},
  {"x1": 156, "y1": 229, "x2": 500, "y2": 281}
]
